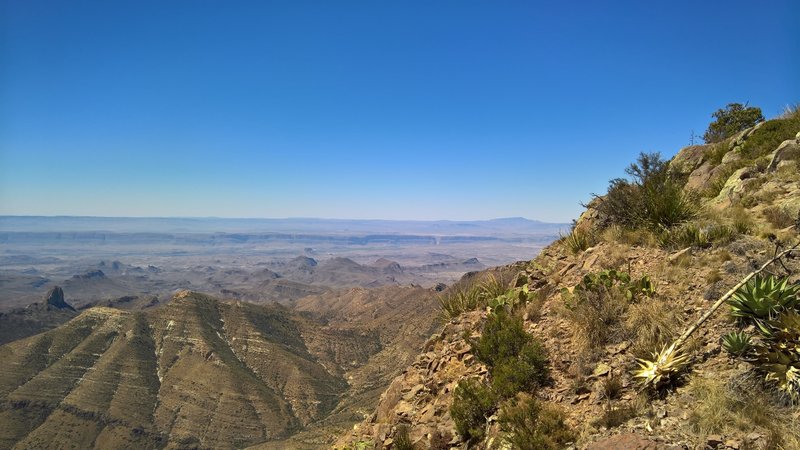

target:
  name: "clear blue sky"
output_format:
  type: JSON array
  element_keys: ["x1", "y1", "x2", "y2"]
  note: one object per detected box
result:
[{"x1": 1, "y1": 1, "x2": 797, "y2": 222}]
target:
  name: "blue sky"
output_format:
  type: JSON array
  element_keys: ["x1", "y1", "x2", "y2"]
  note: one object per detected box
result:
[{"x1": 1, "y1": 1, "x2": 797, "y2": 222}]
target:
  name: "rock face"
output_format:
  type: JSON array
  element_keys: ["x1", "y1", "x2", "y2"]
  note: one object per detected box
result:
[{"x1": 44, "y1": 286, "x2": 74, "y2": 311}]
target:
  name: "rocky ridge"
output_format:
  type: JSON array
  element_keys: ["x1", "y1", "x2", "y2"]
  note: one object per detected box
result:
[
  {"x1": 336, "y1": 120, "x2": 800, "y2": 449},
  {"x1": 0, "y1": 284, "x2": 440, "y2": 449}
]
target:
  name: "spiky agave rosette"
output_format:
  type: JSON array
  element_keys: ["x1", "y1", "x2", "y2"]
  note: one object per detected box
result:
[
  {"x1": 634, "y1": 342, "x2": 691, "y2": 388},
  {"x1": 751, "y1": 311, "x2": 800, "y2": 400}
]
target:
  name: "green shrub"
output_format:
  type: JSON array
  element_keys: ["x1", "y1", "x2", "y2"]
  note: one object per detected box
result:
[
  {"x1": 476, "y1": 274, "x2": 509, "y2": 302},
  {"x1": 703, "y1": 103, "x2": 765, "y2": 144},
  {"x1": 659, "y1": 221, "x2": 742, "y2": 250},
  {"x1": 438, "y1": 273, "x2": 517, "y2": 320},
  {"x1": 740, "y1": 114, "x2": 800, "y2": 160},
  {"x1": 498, "y1": 393, "x2": 575, "y2": 450},
  {"x1": 470, "y1": 310, "x2": 533, "y2": 368},
  {"x1": 490, "y1": 341, "x2": 550, "y2": 399},
  {"x1": 450, "y1": 379, "x2": 496, "y2": 444},
  {"x1": 594, "y1": 152, "x2": 697, "y2": 231}
]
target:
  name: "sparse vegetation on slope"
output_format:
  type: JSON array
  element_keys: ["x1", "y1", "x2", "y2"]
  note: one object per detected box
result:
[{"x1": 338, "y1": 106, "x2": 800, "y2": 450}]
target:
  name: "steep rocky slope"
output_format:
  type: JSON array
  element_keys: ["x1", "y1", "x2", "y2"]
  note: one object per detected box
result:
[
  {"x1": 0, "y1": 285, "x2": 439, "y2": 449},
  {"x1": 337, "y1": 116, "x2": 800, "y2": 449}
]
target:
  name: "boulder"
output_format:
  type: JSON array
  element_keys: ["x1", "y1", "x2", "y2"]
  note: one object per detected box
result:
[
  {"x1": 767, "y1": 139, "x2": 800, "y2": 172},
  {"x1": 715, "y1": 167, "x2": 757, "y2": 204},
  {"x1": 670, "y1": 144, "x2": 711, "y2": 177},
  {"x1": 684, "y1": 161, "x2": 717, "y2": 192}
]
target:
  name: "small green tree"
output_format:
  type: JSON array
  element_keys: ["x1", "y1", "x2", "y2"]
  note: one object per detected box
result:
[{"x1": 703, "y1": 103, "x2": 765, "y2": 143}]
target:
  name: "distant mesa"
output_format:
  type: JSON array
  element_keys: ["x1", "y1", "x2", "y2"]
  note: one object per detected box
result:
[
  {"x1": 72, "y1": 269, "x2": 106, "y2": 280},
  {"x1": 463, "y1": 258, "x2": 481, "y2": 265},
  {"x1": 323, "y1": 257, "x2": 361, "y2": 268},
  {"x1": 45, "y1": 286, "x2": 75, "y2": 311}
]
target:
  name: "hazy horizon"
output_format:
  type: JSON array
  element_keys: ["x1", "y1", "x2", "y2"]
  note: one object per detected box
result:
[{"x1": 0, "y1": 213, "x2": 560, "y2": 222}]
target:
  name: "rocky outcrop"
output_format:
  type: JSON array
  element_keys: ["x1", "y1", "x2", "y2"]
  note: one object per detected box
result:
[
  {"x1": 767, "y1": 137, "x2": 800, "y2": 172},
  {"x1": 44, "y1": 286, "x2": 74, "y2": 311},
  {"x1": 335, "y1": 310, "x2": 486, "y2": 449}
]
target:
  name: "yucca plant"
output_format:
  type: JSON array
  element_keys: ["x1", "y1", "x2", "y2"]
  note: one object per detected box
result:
[
  {"x1": 728, "y1": 275, "x2": 800, "y2": 322},
  {"x1": 633, "y1": 342, "x2": 690, "y2": 388},
  {"x1": 721, "y1": 330, "x2": 753, "y2": 357}
]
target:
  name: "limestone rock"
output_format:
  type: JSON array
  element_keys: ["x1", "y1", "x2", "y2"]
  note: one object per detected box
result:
[
  {"x1": 670, "y1": 144, "x2": 711, "y2": 177},
  {"x1": 714, "y1": 167, "x2": 757, "y2": 204},
  {"x1": 767, "y1": 139, "x2": 800, "y2": 172}
]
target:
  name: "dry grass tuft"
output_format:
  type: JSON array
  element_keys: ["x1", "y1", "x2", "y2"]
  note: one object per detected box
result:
[
  {"x1": 561, "y1": 288, "x2": 628, "y2": 352},
  {"x1": 763, "y1": 205, "x2": 796, "y2": 229},
  {"x1": 686, "y1": 376, "x2": 800, "y2": 448},
  {"x1": 625, "y1": 298, "x2": 681, "y2": 359}
]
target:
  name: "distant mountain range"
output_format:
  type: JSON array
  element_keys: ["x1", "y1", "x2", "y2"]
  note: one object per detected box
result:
[{"x1": 0, "y1": 216, "x2": 566, "y2": 236}]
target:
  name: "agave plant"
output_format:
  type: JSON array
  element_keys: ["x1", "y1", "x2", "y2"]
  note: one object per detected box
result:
[
  {"x1": 721, "y1": 330, "x2": 753, "y2": 357},
  {"x1": 755, "y1": 310, "x2": 800, "y2": 343},
  {"x1": 732, "y1": 311, "x2": 800, "y2": 400},
  {"x1": 634, "y1": 342, "x2": 690, "y2": 388},
  {"x1": 752, "y1": 344, "x2": 800, "y2": 401},
  {"x1": 728, "y1": 275, "x2": 800, "y2": 322}
]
